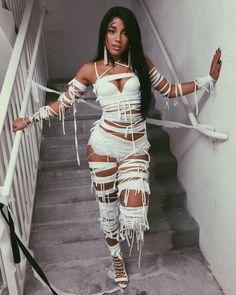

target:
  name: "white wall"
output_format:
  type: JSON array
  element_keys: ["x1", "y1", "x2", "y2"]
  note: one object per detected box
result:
[
  {"x1": 131, "y1": 1, "x2": 236, "y2": 294},
  {"x1": 41, "y1": 0, "x2": 132, "y2": 79}
]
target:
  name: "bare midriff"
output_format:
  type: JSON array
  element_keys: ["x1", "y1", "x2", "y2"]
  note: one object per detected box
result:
[{"x1": 100, "y1": 119, "x2": 145, "y2": 141}]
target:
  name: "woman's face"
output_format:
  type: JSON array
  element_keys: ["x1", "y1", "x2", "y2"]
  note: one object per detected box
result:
[{"x1": 105, "y1": 17, "x2": 129, "y2": 60}]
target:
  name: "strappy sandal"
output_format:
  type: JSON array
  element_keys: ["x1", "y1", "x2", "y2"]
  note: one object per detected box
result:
[{"x1": 112, "y1": 256, "x2": 128, "y2": 289}]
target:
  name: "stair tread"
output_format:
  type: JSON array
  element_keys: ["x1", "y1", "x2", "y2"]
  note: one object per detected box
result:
[
  {"x1": 150, "y1": 151, "x2": 176, "y2": 163},
  {"x1": 42, "y1": 118, "x2": 98, "y2": 137},
  {"x1": 32, "y1": 199, "x2": 98, "y2": 225},
  {"x1": 35, "y1": 184, "x2": 94, "y2": 206},
  {"x1": 40, "y1": 143, "x2": 87, "y2": 161},
  {"x1": 41, "y1": 134, "x2": 89, "y2": 147},
  {"x1": 148, "y1": 207, "x2": 199, "y2": 232},
  {"x1": 151, "y1": 177, "x2": 185, "y2": 194},
  {"x1": 39, "y1": 158, "x2": 89, "y2": 171}
]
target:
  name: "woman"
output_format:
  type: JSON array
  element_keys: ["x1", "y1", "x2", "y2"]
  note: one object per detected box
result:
[{"x1": 13, "y1": 6, "x2": 221, "y2": 289}]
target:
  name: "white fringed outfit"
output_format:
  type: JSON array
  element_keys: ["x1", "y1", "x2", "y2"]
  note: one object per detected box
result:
[{"x1": 28, "y1": 62, "x2": 214, "y2": 265}]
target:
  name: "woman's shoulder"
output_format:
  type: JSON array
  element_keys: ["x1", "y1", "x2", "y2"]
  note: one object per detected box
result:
[
  {"x1": 75, "y1": 62, "x2": 96, "y2": 85},
  {"x1": 78, "y1": 62, "x2": 95, "y2": 75}
]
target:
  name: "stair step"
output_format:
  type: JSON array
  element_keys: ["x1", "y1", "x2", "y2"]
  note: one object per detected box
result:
[
  {"x1": 148, "y1": 206, "x2": 199, "y2": 248},
  {"x1": 149, "y1": 152, "x2": 177, "y2": 179},
  {"x1": 40, "y1": 142, "x2": 87, "y2": 162},
  {"x1": 147, "y1": 125, "x2": 169, "y2": 152},
  {"x1": 42, "y1": 117, "x2": 98, "y2": 137},
  {"x1": 32, "y1": 199, "x2": 98, "y2": 225},
  {"x1": 34, "y1": 185, "x2": 94, "y2": 207},
  {"x1": 39, "y1": 158, "x2": 88, "y2": 171},
  {"x1": 31, "y1": 219, "x2": 102, "y2": 246},
  {"x1": 36, "y1": 168, "x2": 91, "y2": 191},
  {"x1": 41, "y1": 134, "x2": 89, "y2": 147},
  {"x1": 150, "y1": 177, "x2": 186, "y2": 209}
]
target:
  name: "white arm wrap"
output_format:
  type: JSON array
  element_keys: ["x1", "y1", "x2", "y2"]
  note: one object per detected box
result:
[
  {"x1": 150, "y1": 66, "x2": 214, "y2": 97},
  {"x1": 149, "y1": 67, "x2": 172, "y2": 98},
  {"x1": 149, "y1": 67, "x2": 171, "y2": 91},
  {"x1": 29, "y1": 78, "x2": 87, "y2": 122},
  {"x1": 149, "y1": 66, "x2": 215, "y2": 114},
  {"x1": 28, "y1": 78, "x2": 88, "y2": 166},
  {"x1": 28, "y1": 105, "x2": 58, "y2": 122},
  {"x1": 149, "y1": 66, "x2": 181, "y2": 100},
  {"x1": 194, "y1": 74, "x2": 215, "y2": 90}
]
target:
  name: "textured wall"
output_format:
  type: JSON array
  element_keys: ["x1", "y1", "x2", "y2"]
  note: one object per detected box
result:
[{"x1": 131, "y1": 1, "x2": 236, "y2": 294}]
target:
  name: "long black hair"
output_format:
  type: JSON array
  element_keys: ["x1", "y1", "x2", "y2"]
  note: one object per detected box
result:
[{"x1": 94, "y1": 6, "x2": 152, "y2": 117}]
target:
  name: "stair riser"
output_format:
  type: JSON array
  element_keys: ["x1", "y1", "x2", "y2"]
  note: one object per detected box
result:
[
  {"x1": 43, "y1": 119, "x2": 97, "y2": 137},
  {"x1": 36, "y1": 174, "x2": 91, "y2": 191},
  {"x1": 32, "y1": 200, "x2": 98, "y2": 225},
  {"x1": 172, "y1": 230, "x2": 199, "y2": 249},
  {"x1": 34, "y1": 186, "x2": 95, "y2": 207},
  {"x1": 40, "y1": 144, "x2": 87, "y2": 161},
  {"x1": 150, "y1": 161, "x2": 177, "y2": 179},
  {"x1": 41, "y1": 134, "x2": 89, "y2": 146},
  {"x1": 148, "y1": 214, "x2": 199, "y2": 249},
  {"x1": 39, "y1": 159, "x2": 88, "y2": 171},
  {"x1": 161, "y1": 192, "x2": 187, "y2": 210},
  {"x1": 149, "y1": 137, "x2": 169, "y2": 152}
]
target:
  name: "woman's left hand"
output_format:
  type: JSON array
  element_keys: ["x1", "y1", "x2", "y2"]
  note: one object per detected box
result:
[{"x1": 209, "y1": 48, "x2": 222, "y2": 80}]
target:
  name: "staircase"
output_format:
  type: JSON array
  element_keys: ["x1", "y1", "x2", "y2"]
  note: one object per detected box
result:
[{"x1": 24, "y1": 86, "x2": 224, "y2": 295}]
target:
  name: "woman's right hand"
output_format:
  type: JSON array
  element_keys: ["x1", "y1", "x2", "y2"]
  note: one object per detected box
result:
[
  {"x1": 209, "y1": 48, "x2": 222, "y2": 81},
  {"x1": 12, "y1": 118, "x2": 30, "y2": 132}
]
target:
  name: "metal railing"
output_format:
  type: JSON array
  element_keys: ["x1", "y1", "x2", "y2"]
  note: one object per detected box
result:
[
  {"x1": 0, "y1": 0, "x2": 47, "y2": 293},
  {"x1": 2, "y1": 0, "x2": 25, "y2": 30},
  {"x1": 139, "y1": 0, "x2": 228, "y2": 141}
]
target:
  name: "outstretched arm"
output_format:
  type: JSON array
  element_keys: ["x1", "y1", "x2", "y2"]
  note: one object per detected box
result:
[
  {"x1": 12, "y1": 63, "x2": 94, "y2": 132},
  {"x1": 146, "y1": 48, "x2": 222, "y2": 98}
]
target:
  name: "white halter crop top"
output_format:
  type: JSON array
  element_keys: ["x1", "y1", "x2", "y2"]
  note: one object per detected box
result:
[{"x1": 93, "y1": 62, "x2": 143, "y2": 126}]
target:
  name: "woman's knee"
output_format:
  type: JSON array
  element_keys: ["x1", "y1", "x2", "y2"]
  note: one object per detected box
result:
[
  {"x1": 119, "y1": 204, "x2": 149, "y2": 233},
  {"x1": 98, "y1": 199, "x2": 120, "y2": 240}
]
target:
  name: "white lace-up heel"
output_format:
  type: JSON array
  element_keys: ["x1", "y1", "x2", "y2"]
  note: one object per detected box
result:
[{"x1": 108, "y1": 243, "x2": 128, "y2": 289}]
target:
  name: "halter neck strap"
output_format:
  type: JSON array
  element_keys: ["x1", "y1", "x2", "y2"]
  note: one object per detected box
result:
[{"x1": 94, "y1": 60, "x2": 130, "y2": 79}]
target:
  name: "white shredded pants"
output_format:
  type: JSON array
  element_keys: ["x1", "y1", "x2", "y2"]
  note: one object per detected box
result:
[{"x1": 87, "y1": 124, "x2": 150, "y2": 258}]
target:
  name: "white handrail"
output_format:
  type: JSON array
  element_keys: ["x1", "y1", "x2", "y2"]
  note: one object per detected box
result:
[
  {"x1": 0, "y1": 0, "x2": 47, "y2": 293},
  {"x1": 139, "y1": 0, "x2": 228, "y2": 141},
  {"x1": 0, "y1": 7, "x2": 46, "y2": 205},
  {"x1": 0, "y1": 0, "x2": 34, "y2": 135},
  {"x1": 4, "y1": 0, "x2": 25, "y2": 29}
]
